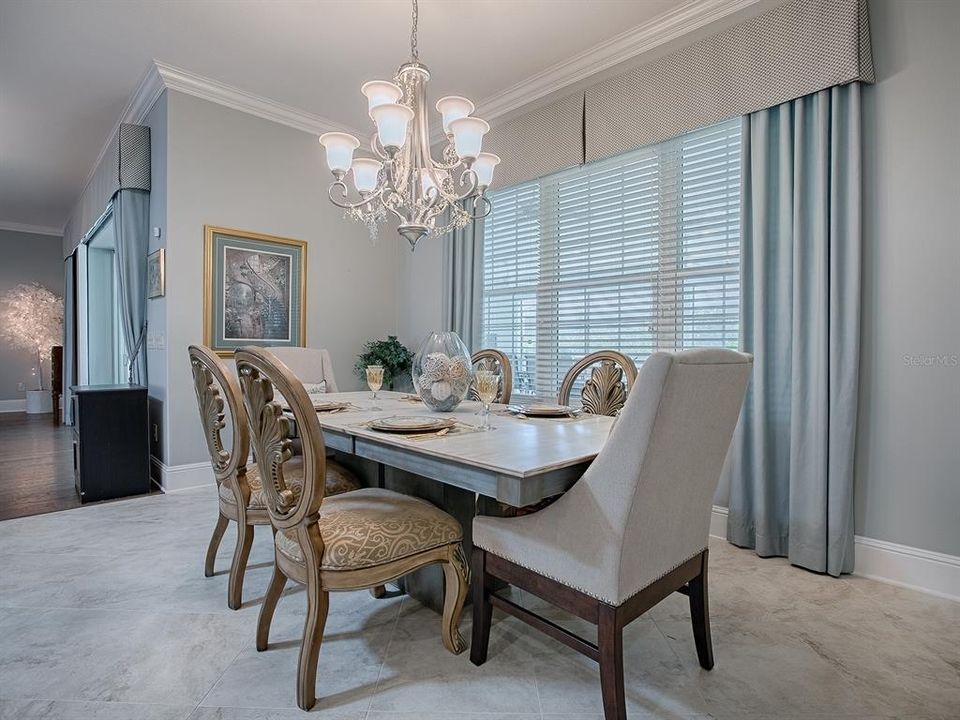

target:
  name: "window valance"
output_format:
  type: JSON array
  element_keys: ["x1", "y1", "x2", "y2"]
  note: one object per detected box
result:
[
  {"x1": 487, "y1": 0, "x2": 873, "y2": 187},
  {"x1": 482, "y1": 92, "x2": 584, "y2": 191},
  {"x1": 64, "y1": 123, "x2": 151, "y2": 255}
]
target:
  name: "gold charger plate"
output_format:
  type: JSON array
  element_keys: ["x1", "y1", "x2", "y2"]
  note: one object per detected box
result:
[
  {"x1": 511, "y1": 403, "x2": 574, "y2": 417},
  {"x1": 369, "y1": 416, "x2": 457, "y2": 433}
]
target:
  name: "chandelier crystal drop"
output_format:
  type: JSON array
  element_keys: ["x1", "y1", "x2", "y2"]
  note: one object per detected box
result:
[{"x1": 319, "y1": 0, "x2": 499, "y2": 251}]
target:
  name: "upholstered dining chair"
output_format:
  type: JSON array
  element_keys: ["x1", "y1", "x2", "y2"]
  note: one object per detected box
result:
[
  {"x1": 189, "y1": 345, "x2": 360, "y2": 611},
  {"x1": 559, "y1": 350, "x2": 638, "y2": 416},
  {"x1": 235, "y1": 346, "x2": 470, "y2": 711},
  {"x1": 469, "y1": 349, "x2": 513, "y2": 405},
  {"x1": 264, "y1": 346, "x2": 339, "y2": 393},
  {"x1": 471, "y1": 348, "x2": 752, "y2": 720}
]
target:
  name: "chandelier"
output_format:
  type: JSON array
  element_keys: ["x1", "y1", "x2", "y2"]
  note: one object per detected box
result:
[{"x1": 318, "y1": 0, "x2": 499, "y2": 251}]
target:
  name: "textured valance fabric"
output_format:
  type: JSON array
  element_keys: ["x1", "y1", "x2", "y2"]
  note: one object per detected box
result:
[
  {"x1": 63, "y1": 123, "x2": 151, "y2": 256},
  {"x1": 586, "y1": 0, "x2": 873, "y2": 163},
  {"x1": 483, "y1": 92, "x2": 584, "y2": 190},
  {"x1": 488, "y1": 0, "x2": 873, "y2": 186}
]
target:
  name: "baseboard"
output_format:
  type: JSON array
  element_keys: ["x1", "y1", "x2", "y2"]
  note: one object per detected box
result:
[
  {"x1": 150, "y1": 456, "x2": 213, "y2": 492},
  {"x1": 0, "y1": 399, "x2": 26, "y2": 413},
  {"x1": 708, "y1": 505, "x2": 959, "y2": 602},
  {"x1": 710, "y1": 504, "x2": 728, "y2": 540},
  {"x1": 853, "y1": 535, "x2": 960, "y2": 602}
]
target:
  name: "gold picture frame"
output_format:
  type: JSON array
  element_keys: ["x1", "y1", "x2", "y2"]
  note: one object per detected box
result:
[{"x1": 203, "y1": 225, "x2": 308, "y2": 357}]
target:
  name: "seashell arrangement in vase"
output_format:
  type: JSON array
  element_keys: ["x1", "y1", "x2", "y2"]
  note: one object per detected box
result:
[{"x1": 412, "y1": 331, "x2": 473, "y2": 411}]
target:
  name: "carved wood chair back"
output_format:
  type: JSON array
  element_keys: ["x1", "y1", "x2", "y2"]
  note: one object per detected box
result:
[
  {"x1": 558, "y1": 350, "x2": 638, "y2": 416},
  {"x1": 469, "y1": 349, "x2": 513, "y2": 405},
  {"x1": 188, "y1": 344, "x2": 250, "y2": 489},
  {"x1": 235, "y1": 346, "x2": 327, "y2": 531}
]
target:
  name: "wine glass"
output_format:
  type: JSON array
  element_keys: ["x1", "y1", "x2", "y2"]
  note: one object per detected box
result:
[
  {"x1": 474, "y1": 369, "x2": 499, "y2": 431},
  {"x1": 366, "y1": 365, "x2": 384, "y2": 410}
]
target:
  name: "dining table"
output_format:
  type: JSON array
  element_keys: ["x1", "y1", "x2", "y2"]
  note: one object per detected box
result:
[{"x1": 304, "y1": 390, "x2": 615, "y2": 611}]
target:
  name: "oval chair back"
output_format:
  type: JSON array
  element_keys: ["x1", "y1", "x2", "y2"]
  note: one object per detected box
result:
[
  {"x1": 235, "y1": 346, "x2": 327, "y2": 531},
  {"x1": 469, "y1": 349, "x2": 513, "y2": 405},
  {"x1": 558, "y1": 350, "x2": 638, "y2": 416},
  {"x1": 188, "y1": 344, "x2": 250, "y2": 491}
]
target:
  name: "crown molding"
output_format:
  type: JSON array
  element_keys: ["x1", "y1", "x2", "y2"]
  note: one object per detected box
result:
[
  {"x1": 474, "y1": 0, "x2": 764, "y2": 124},
  {"x1": 154, "y1": 61, "x2": 360, "y2": 137},
  {"x1": 0, "y1": 220, "x2": 63, "y2": 237}
]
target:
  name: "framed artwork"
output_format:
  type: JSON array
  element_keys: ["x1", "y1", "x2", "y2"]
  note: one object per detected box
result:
[
  {"x1": 147, "y1": 248, "x2": 165, "y2": 298},
  {"x1": 203, "y1": 225, "x2": 307, "y2": 357}
]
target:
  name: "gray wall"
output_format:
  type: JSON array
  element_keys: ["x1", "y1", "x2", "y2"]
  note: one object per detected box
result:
[
  {"x1": 161, "y1": 90, "x2": 402, "y2": 467},
  {"x1": 0, "y1": 229, "x2": 64, "y2": 400},
  {"x1": 855, "y1": 0, "x2": 960, "y2": 556},
  {"x1": 143, "y1": 92, "x2": 168, "y2": 463}
]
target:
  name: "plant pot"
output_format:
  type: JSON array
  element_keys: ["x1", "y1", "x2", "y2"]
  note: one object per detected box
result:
[{"x1": 25, "y1": 389, "x2": 52, "y2": 414}]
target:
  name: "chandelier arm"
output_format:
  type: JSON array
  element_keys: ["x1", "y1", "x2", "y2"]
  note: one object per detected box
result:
[
  {"x1": 381, "y1": 185, "x2": 411, "y2": 224},
  {"x1": 466, "y1": 193, "x2": 493, "y2": 219},
  {"x1": 450, "y1": 167, "x2": 480, "y2": 198},
  {"x1": 327, "y1": 181, "x2": 385, "y2": 212}
]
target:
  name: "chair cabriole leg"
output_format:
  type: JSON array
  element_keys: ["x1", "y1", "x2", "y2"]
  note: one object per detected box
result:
[
  {"x1": 257, "y1": 564, "x2": 287, "y2": 651},
  {"x1": 296, "y1": 582, "x2": 329, "y2": 711},
  {"x1": 440, "y1": 544, "x2": 469, "y2": 654},
  {"x1": 227, "y1": 521, "x2": 254, "y2": 610},
  {"x1": 204, "y1": 512, "x2": 229, "y2": 577}
]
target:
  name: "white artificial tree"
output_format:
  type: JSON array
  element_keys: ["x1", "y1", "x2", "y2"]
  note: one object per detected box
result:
[{"x1": 0, "y1": 283, "x2": 64, "y2": 391}]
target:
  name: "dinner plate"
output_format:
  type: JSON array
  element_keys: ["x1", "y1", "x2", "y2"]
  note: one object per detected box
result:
[
  {"x1": 369, "y1": 416, "x2": 457, "y2": 433},
  {"x1": 511, "y1": 403, "x2": 573, "y2": 417}
]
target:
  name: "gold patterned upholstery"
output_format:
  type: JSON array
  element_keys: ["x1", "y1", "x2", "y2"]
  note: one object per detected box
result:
[{"x1": 274, "y1": 488, "x2": 462, "y2": 570}]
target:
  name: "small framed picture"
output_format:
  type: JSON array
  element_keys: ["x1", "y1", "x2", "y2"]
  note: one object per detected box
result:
[
  {"x1": 203, "y1": 225, "x2": 307, "y2": 357},
  {"x1": 147, "y1": 248, "x2": 165, "y2": 298}
]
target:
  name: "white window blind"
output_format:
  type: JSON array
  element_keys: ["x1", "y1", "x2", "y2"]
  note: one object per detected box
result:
[{"x1": 481, "y1": 118, "x2": 741, "y2": 400}]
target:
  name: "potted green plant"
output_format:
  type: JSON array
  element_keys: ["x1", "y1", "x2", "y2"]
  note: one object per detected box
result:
[{"x1": 354, "y1": 336, "x2": 413, "y2": 391}]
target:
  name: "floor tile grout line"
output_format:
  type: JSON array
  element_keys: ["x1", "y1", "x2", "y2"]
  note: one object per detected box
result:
[
  {"x1": 192, "y1": 642, "x2": 248, "y2": 713},
  {"x1": 363, "y1": 591, "x2": 406, "y2": 719}
]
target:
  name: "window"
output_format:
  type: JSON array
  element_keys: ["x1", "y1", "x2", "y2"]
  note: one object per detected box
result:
[{"x1": 481, "y1": 118, "x2": 741, "y2": 399}]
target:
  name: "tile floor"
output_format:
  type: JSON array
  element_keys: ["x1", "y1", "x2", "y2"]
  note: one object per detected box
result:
[{"x1": 0, "y1": 486, "x2": 956, "y2": 720}]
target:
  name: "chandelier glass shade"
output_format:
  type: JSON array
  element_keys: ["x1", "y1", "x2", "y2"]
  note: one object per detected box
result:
[{"x1": 319, "y1": 0, "x2": 499, "y2": 251}]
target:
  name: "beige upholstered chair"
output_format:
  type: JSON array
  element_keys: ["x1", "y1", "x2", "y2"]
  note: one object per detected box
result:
[
  {"x1": 559, "y1": 350, "x2": 638, "y2": 416},
  {"x1": 469, "y1": 349, "x2": 513, "y2": 405},
  {"x1": 189, "y1": 345, "x2": 360, "y2": 611},
  {"x1": 264, "y1": 346, "x2": 339, "y2": 393},
  {"x1": 471, "y1": 348, "x2": 752, "y2": 720},
  {"x1": 235, "y1": 346, "x2": 469, "y2": 711}
]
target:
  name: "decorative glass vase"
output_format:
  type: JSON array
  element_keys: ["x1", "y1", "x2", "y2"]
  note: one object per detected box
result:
[{"x1": 412, "y1": 331, "x2": 473, "y2": 412}]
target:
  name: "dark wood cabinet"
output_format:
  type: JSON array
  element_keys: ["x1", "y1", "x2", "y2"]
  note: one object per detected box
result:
[{"x1": 70, "y1": 384, "x2": 151, "y2": 503}]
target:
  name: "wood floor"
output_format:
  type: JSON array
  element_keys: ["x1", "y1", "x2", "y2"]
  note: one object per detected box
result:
[{"x1": 0, "y1": 412, "x2": 80, "y2": 521}]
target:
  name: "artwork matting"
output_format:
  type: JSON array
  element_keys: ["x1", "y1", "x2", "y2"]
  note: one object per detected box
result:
[{"x1": 203, "y1": 225, "x2": 307, "y2": 357}]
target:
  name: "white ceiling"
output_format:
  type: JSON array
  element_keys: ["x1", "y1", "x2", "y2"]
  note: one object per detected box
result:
[{"x1": 0, "y1": 0, "x2": 757, "y2": 232}]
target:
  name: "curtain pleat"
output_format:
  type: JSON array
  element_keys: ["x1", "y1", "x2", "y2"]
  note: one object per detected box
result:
[
  {"x1": 442, "y1": 206, "x2": 484, "y2": 352},
  {"x1": 114, "y1": 188, "x2": 150, "y2": 384},
  {"x1": 724, "y1": 82, "x2": 861, "y2": 576}
]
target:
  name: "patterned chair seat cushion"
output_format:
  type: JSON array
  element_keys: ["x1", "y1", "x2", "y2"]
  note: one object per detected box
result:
[
  {"x1": 274, "y1": 488, "x2": 462, "y2": 571},
  {"x1": 219, "y1": 458, "x2": 361, "y2": 509}
]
